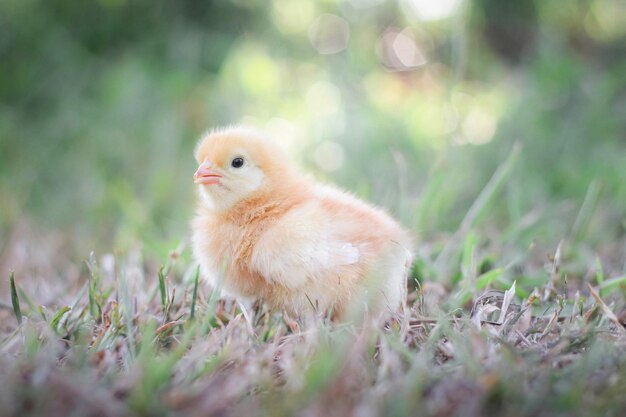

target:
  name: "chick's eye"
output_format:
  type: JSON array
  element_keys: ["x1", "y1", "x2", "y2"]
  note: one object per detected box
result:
[{"x1": 231, "y1": 157, "x2": 244, "y2": 168}]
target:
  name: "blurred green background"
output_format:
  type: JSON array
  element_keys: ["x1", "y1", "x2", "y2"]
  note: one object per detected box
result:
[{"x1": 1, "y1": 0, "x2": 625, "y2": 275}]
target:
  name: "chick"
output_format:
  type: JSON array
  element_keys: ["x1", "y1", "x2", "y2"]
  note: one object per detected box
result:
[{"x1": 191, "y1": 126, "x2": 413, "y2": 320}]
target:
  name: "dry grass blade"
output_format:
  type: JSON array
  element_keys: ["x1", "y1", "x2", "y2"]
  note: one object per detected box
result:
[
  {"x1": 156, "y1": 321, "x2": 185, "y2": 335},
  {"x1": 544, "y1": 240, "x2": 563, "y2": 301},
  {"x1": 497, "y1": 281, "x2": 516, "y2": 325},
  {"x1": 587, "y1": 283, "x2": 626, "y2": 336},
  {"x1": 237, "y1": 301, "x2": 255, "y2": 334},
  {"x1": 540, "y1": 310, "x2": 560, "y2": 339}
]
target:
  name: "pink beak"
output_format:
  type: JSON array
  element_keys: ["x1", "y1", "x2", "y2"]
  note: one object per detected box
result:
[{"x1": 193, "y1": 161, "x2": 223, "y2": 185}]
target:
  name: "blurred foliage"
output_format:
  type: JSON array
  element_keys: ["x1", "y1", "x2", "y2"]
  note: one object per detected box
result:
[{"x1": 1, "y1": 0, "x2": 625, "y2": 260}]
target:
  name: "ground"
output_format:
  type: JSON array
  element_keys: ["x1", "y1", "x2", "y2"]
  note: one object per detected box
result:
[{"x1": 2, "y1": 215, "x2": 626, "y2": 416}]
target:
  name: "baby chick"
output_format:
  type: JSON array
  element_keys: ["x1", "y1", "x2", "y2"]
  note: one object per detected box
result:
[{"x1": 191, "y1": 126, "x2": 413, "y2": 320}]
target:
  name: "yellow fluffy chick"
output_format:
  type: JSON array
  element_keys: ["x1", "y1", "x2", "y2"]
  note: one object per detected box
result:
[{"x1": 191, "y1": 126, "x2": 413, "y2": 320}]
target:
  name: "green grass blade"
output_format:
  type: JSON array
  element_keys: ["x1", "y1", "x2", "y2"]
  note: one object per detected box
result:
[
  {"x1": 434, "y1": 142, "x2": 521, "y2": 281},
  {"x1": 453, "y1": 267, "x2": 505, "y2": 306},
  {"x1": 190, "y1": 265, "x2": 200, "y2": 321},
  {"x1": 596, "y1": 256, "x2": 604, "y2": 286},
  {"x1": 158, "y1": 266, "x2": 167, "y2": 312},
  {"x1": 599, "y1": 275, "x2": 626, "y2": 296},
  {"x1": 16, "y1": 287, "x2": 35, "y2": 311},
  {"x1": 51, "y1": 306, "x2": 71, "y2": 330},
  {"x1": 9, "y1": 272, "x2": 22, "y2": 325},
  {"x1": 461, "y1": 230, "x2": 477, "y2": 282},
  {"x1": 200, "y1": 259, "x2": 228, "y2": 335},
  {"x1": 119, "y1": 268, "x2": 136, "y2": 361},
  {"x1": 571, "y1": 180, "x2": 603, "y2": 242},
  {"x1": 89, "y1": 277, "x2": 97, "y2": 318},
  {"x1": 87, "y1": 252, "x2": 100, "y2": 319},
  {"x1": 37, "y1": 305, "x2": 47, "y2": 321},
  {"x1": 476, "y1": 267, "x2": 505, "y2": 290}
]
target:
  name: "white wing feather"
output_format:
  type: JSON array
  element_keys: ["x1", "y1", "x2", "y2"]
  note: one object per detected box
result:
[{"x1": 250, "y1": 204, "x2": 359, "y2": 289}]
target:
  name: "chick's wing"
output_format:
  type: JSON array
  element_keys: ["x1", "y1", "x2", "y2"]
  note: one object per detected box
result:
[{"x1": 250, "y1": 201, "x2": 358, "y2": 289}]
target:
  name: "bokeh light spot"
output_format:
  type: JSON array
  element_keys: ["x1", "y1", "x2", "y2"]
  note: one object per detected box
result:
[
  {"x1": 378, "y1": 28, "x2": 427, "y2": 70},
  {"x1": 265, "y1": 117, "x2": 301, "y2": 154},
  {"x1": 583, "y1": 0, "x2": 626, "y2": 41},
  {"x1": 461, "y1": 107, "x2": 497, "y2": 145},
  {"x1": 308, "y1": 14, "x2": 350, "y2": 54},
  {"x1": 306, "y1": 81, "x2": 342, "y2": 116},
  {"x1": 404, "y1": 0, "x2": 462, "y2": 21},
  {"x1": 229, "y1": 44, "x2": 280, "y2": 96},
  {"x1": 271, "y1": 0, "x2": 315, "y2": 34},
  {"x1": 347, "y1": 0, "x2": 385, "y2": 8},
  {"x1": 313, "y1": 141, "x2": 345, "y2": 172}
]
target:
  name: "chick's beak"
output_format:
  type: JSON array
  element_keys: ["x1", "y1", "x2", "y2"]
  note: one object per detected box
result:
[{"x1": 193, "y1": 161, "x2": 223, "y2": 185}]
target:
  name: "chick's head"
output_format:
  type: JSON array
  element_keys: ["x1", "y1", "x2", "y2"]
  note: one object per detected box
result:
[{"x1": 193, "y1": 127, "x2": 294, "y2": 211}]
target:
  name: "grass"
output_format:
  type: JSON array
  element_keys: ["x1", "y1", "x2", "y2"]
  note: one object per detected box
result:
[
  {"x1": 9, "y1": 272, "x2": 21, "y2": 325},
  {"x1": 2, "y1": 179, "x2": 626, "y2": 417}
]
